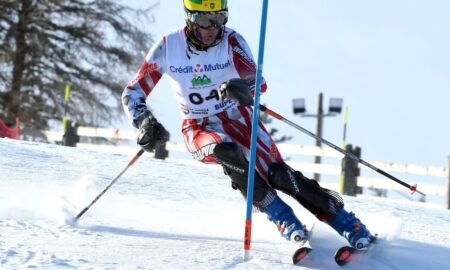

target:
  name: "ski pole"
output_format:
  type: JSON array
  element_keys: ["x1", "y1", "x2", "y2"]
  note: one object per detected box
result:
[
  {"x1": 258, "y1": 105, "x2": 426, "y2": 196},
  {"x1": 74, "y1": 149, "x2": 145, "y2": 221},
  {"x1": 244, "y1": 0, "x2": 270, "y2": 262}
]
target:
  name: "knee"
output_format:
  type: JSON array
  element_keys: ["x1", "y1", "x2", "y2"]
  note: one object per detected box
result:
[
  {"x1": 213, "y1": 142, "x2": 241, "y2": 160},
  {"x1": 268, "y1": 163, "x2": 303, "y2": 193},
  {"x1": 213, "y1": 142, "x2": 247, "y2": 175},
  {"x1": 213, "y1": 142, "x2": 271, "y2": 202}
]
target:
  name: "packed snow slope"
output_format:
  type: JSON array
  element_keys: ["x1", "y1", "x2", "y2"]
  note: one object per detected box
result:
[{"x1": 1, "y1": 138, "x2": 449, "y2": 270}]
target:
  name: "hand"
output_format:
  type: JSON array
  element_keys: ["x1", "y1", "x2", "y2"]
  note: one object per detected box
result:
[
  {"x1": 219, "y1": 78, "x2": 254, "y2": 106},
  {"x1": 137, "y1": 112, "x2": 169, "y2": 152}
]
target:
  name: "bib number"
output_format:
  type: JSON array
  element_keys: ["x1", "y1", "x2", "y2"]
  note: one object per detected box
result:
[{"x1": 189, "y1": 89, "x2": 220, "y2": 105}]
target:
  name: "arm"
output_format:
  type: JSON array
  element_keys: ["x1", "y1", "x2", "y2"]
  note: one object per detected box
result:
[
  {"x1": 122, "y1": 37, "x2": 169, "y2": 151},
  {"x1": 122, "y1": 37, "x2": 167, "y2": 128},
  {"x1": 227, "y1": 31, "x2": 267, "y2": 95}
]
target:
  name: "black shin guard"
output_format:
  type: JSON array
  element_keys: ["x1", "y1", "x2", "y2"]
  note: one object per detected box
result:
[
  {"x1": 268, "y1": 163, "x2": 344, "y2": 221},
  {"x1": 213, "y1": 142, "x2": 271, "y2": 205}
]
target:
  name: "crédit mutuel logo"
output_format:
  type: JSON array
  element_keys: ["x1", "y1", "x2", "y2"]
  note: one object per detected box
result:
[{"x1": 169, "y1": 60, "x2": 232, "y2": 86}]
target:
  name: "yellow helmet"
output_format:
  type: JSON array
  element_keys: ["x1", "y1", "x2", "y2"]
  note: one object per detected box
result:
[
  {"x1": 183, "y1": 0, "x2": 228, "y2": 49},
  {"x1": 183, "y1": 0, "x2": 228, "y2": 12}
]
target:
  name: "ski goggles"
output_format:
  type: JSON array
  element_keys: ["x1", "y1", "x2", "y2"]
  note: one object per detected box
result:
[{"x1": 187, "y1": 11, "x2": 228, "y2": 28}]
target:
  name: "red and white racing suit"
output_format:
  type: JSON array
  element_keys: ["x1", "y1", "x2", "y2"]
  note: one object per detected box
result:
[{"x1": 122, "y1": 27, "x2": 283, "y2": 181}]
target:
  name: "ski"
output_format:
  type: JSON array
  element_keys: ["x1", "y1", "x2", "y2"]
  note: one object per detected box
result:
[
  {"x1": 334, "y1": 246, "x2": 363, "y2": 266},
  {"x1": 334, "y1": 236, "x2": 379, "y2": 266},
  {"x1": 292, "y1": 245, "x2": 312, "y2": 265},
  {"x1": 292, "y1": 223, "x2": 315, "y2": 265}
]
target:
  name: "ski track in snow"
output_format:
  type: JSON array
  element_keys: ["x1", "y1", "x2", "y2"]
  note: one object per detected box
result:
[{"x1": 1, "y1": 138, "x2": 449, "y2": 269}]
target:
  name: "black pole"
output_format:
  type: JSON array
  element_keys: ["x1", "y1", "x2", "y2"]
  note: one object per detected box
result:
[
  {"x1": 74, "y1": 149, "x2": 145, "y2": 221},
  {"x1": 314, "y1": 93, "x2": 324, "y2": 182},
  {"x1": 259, "y1": 104, "x2": 426, "y2": 196}
]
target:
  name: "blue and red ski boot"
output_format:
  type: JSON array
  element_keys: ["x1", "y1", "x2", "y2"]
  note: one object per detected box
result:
[
  {"x1": 329, "y1": 208, "x2": 376, "y2": 249},
  {"x1": 260, "y1": 196, "x2": 306, "y2": 244},
  {"x1": 329, "y1": 208, "x2": 378, "y2": 266},
  {"x1": 260, "y1": 196, "x2": 313, "y2": 265}
]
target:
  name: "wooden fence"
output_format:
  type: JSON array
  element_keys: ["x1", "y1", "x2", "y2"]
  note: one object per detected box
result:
[{"x1": 42, "y1": 127, "x2": 450, "y2": 209}]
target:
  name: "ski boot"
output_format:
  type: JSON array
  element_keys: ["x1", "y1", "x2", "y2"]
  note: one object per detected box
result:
[
  {"x1": 260, "y1": 196, "x2": 307, "y2": 244},
  {"x1": 328, "y1": 208, "x2": 376, "y2": 249}
]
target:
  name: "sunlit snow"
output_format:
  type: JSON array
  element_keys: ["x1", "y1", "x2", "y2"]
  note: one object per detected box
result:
[{"x1": 1, "y1": 138, "x2": 449, "y2": 269}]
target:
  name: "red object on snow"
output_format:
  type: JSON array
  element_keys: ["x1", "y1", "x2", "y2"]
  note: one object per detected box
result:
[{"x1": 0, "y1": 117, "x2": 20, "y2": 139}]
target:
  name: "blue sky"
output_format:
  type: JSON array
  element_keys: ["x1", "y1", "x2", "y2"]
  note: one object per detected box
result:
[{"x1": 124, "y1": 0, "x2": 450, "y2": 168}]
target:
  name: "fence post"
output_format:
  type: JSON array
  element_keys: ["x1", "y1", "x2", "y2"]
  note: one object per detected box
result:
[
  {"x1": 342, "y1": 144, "x2": 362, "y2": 196},
  {"x1": 447, "y1": 156, "x2": 450, "y2": 210},
  {"x1": 62, "y1": 120, "x2": 79, "y2": 147}
]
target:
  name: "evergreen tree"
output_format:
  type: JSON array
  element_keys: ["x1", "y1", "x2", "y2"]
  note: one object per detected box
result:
[{"x1": 0, "y1": 0, "x2": 155, "y2": 129}]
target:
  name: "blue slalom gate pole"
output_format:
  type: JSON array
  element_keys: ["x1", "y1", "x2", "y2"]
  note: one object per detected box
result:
[{"x1": 243, "y1": 0, "x2": 270, "y2": 261}]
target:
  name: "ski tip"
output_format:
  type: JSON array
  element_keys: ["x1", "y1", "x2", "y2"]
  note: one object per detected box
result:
[
  {"x1": 334, "y1": 235, "x2": 380, "y2": 266},
  {"x1": 292, "y1": 247, "x2": 312, "y2": 265},
  {"x1": 334, "y1": 246, "x2": 357, "y2": 266}
]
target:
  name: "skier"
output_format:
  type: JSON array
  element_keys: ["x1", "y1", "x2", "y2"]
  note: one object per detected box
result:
[{"x1": 122, "y1": 0, "x2": 375, "y2": 250}]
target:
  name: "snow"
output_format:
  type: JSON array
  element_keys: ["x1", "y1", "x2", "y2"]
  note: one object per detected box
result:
[{"x1": 1, "y1": 138, "x2": 449, "y2": 269}]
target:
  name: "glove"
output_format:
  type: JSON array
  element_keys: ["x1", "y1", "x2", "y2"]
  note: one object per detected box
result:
[
  {"x1": 136, "y1": 111, "x2": 169, "y2": 152},
  {"x1": 219, "y1": 78, "x2": 254, "y2": 106}
]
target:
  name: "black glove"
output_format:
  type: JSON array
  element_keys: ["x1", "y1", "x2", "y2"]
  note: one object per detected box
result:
[
  {"x1": 136, "y1": 111, "x2": 169, "y2": 152},
  {"x1": 219, "y1": 78, "x2": 254, "y2": 106}
]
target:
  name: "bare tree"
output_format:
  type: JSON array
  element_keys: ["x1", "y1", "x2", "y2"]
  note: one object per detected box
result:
[{"x1": 0, "y1": 0, "x2": 156, "y2": 129}]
